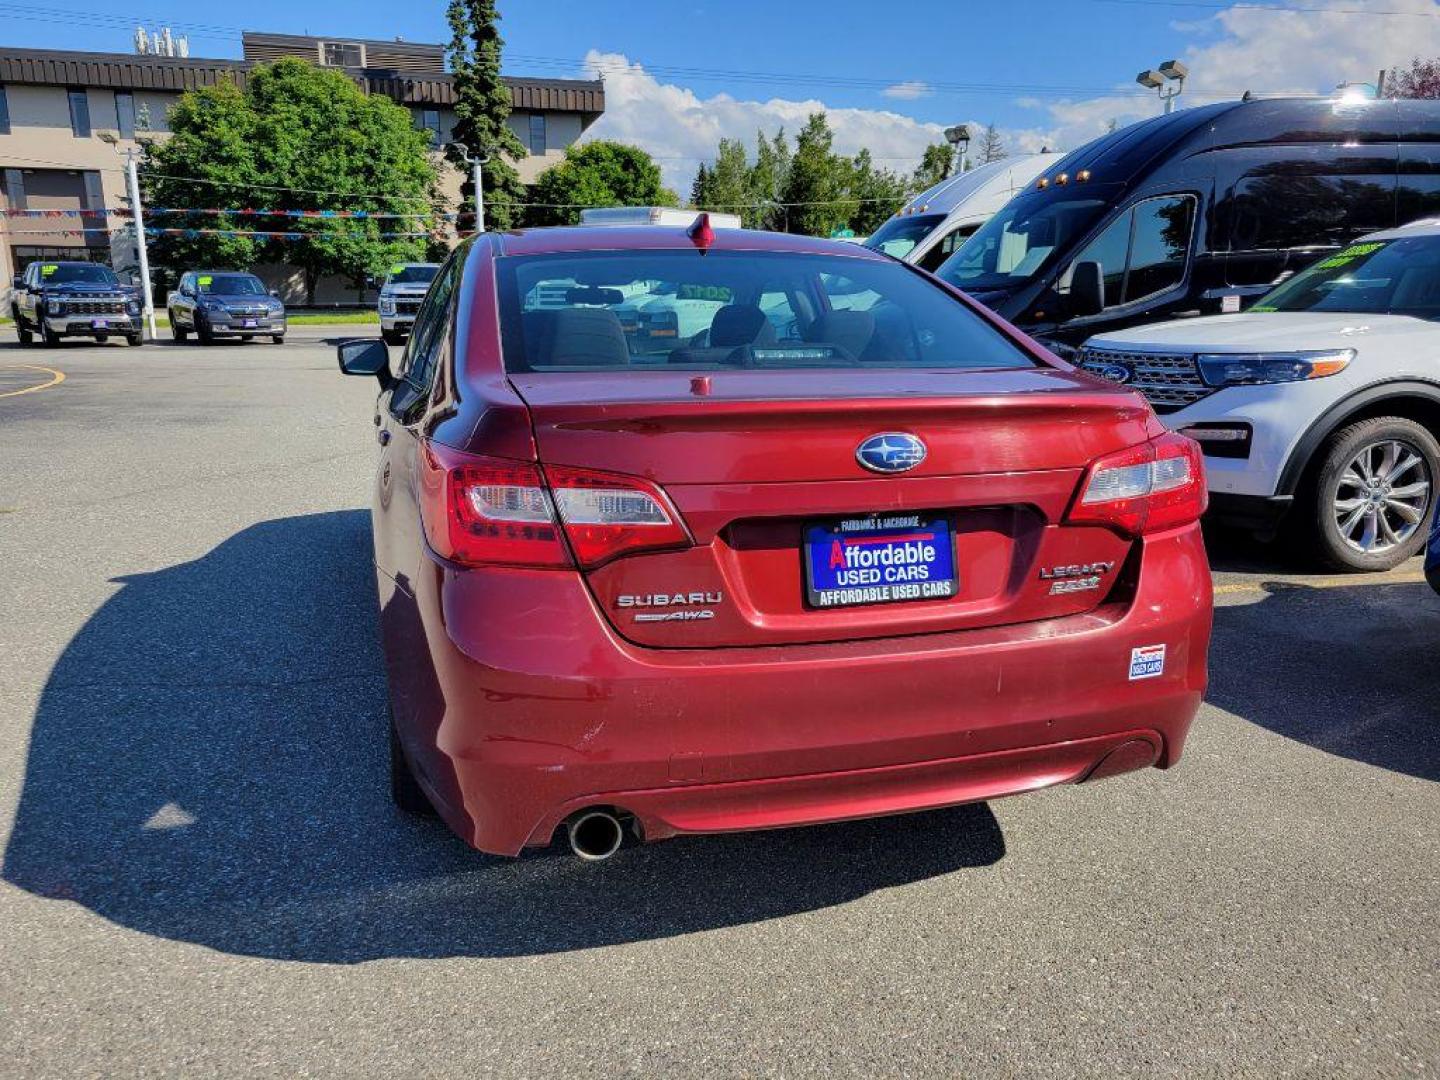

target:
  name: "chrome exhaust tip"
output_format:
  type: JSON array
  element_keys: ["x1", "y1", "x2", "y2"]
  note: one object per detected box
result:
[{"x1": 566, "y1": 810, "x2": 625, "y2": 862}]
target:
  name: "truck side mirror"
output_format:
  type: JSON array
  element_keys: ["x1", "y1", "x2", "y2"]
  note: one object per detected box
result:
[
  {"x1": 11, "y1": 275, "x2": 23, "y2": 291},
  {"x1": 337, "y1": 338, "x2": 394, "y2": 389},
  {"x1": 1069, "y1": 261, "x2": 1106, "y2": 318}
]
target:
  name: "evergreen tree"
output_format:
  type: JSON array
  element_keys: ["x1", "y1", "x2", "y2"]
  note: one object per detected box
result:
[
  {"x1": 846, "y1": 149, "x2": 909, "y2": 236},
  {"x1": 690, "y1": 162, "x2": 711, "y2": 208},
  {"x1": 445, "y1": 0, "x2": 527, "y2": 230},
  {"x1": 693, "y1": 138, "x2": 752, "y2": 218},
  {"x1": 748, "y1": 128, "x2": 791, "y2": 231},
  {"x1": 777, "y1": 113, "x2": 852, "y2": 236}
]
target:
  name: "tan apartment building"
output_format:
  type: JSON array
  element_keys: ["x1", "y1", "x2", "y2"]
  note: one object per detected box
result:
[{"x1": 0, "y1": 32, "x2": 604, "y2": 305}]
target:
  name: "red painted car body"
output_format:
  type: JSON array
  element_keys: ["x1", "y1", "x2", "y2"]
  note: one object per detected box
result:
[{"x1": 351, "y1": 225, "x2": 1213, "y2": 857}]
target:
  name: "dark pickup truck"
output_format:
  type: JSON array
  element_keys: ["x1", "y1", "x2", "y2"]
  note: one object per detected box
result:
[{"x1": 10, "y1": 261, "x2": 143, "y2": 346}]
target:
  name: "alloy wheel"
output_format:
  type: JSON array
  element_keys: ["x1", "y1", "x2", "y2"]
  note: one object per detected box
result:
[{"x1": 1331, "y1": 438, "x2": 1432, "y2": 555}]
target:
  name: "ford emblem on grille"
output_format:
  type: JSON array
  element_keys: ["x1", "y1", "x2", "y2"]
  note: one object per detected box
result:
[
  {"x1": 1089, "y1": 362, "x2": 1132, "y2": 384},
  {"x1": 856, "y1": 433, "x2": 927, "y2": 474}
]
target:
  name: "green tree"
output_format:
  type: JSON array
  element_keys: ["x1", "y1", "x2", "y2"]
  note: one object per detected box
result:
[
  {"x1": 978, "y1": 122, "x2": 1007, "y2": 164},
  {"x1": 143, "y1": 60, "x2": 437, "y2": 303},
  {"x1": 525, "y1": 141, "x2": 678, "y2": 226},
  {"x1": 777, "y1": 113, "x2": 852, "y2": 236},
  {"x1": 748, "y1": 128, "x2": 790, "y2": 230},
  {"x1": 845, "y1": 148, "x2": 909, "y2": 235},
  {"x1": 691, "y1": 138, "x2": 752, "y2": 218},
  {"x1": 1392, "y1": 57, "x2": 1440, "y2": 98},
  {"x1": 912, "y1": 143, "x2": 955, "y2": 190},
  {"x1": 445, "y1": 0, "x2": 528, "y2": 230}
]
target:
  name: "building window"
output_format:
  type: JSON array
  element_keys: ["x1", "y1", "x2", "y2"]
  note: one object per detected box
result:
[
  {"x1": 418, "y1": 108, "x2": 440, "y2": 146},
  {"x1": 82, "y1": 171, "x2": 104, "y2": 210},
  {"x1": 321, "y1": 42, "x2": 363, "y2": 68},
  {"x1": 3, "y1": 168, "x2": 25, "y2": 210},
  {"x1": 528, "y1": 113, "x2": 546, "y2": 156},
  {"x1": 115, "y1": 92, "x2": 136, "y2": 140},
  {"x1": 68, "y1": 89, "x2": 91, "y2": 138},
  {"x1": 0, "y1": 85, "x2": 10, "y2": 136}
]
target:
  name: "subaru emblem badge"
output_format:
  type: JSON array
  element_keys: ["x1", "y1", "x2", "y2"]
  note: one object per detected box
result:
[{"x1": 856, "y1": 433, "x2": 927, "y2": 474}]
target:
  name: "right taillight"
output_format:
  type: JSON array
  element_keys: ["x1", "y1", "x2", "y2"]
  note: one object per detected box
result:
[
  {"x1": 1066, "y1": 432, "x2": 1207, "y2": 536},
  {"x1": 418, "y1": 442, "x2": 690, "y2": 569}
]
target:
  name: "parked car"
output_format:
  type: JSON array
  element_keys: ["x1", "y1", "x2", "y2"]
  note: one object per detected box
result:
[
  {"x1": 864, "y1": 153, "x2": 1057, "y2": 272},
  {"x1": 337, "y1": 218, "x2": 1213, "y2": 860},
  {"x1": 1079, "y1": 219, "x2": 1440, "y2": 571},
  {"x1": 168, "y1": 271, "x2": 286, "y2": 344},
  {"x1": 377, "y1": 263, "x2": 440, "y2": 345},
  {"x1": 935, "y1": 97, "x2": 1440, "y2": 360},
  {"x1": 10, "y1": 260, "x2": 142, "y2": 347}
]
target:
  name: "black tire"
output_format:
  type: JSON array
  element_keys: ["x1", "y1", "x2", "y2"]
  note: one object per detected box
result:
[
  {"x1": 1301, "y1": 415, "x2": 1440, "y2": 572},
  {"x1": 39, "y1": 316, "x2": 60, "y2": 349},
  {"x1": 126, "y1": 333, "x2": 142, "y2": 347},
  {"x1": 271, "y1": 334, "x2": 285, "y2": 345},
  {"x1": 381, "y1": 329, "x2": 404, "y2": 347},
  {"x1": 171, "y1": 314, "x2": 188, "y2": 342},
  {"x1": 389, "y1": 709, "x2": 434, "y2": 815},
  {"x1": 14, "y1": 310, "x2": 32, "y2": 346},
  {"x1": 196, "y1": 318, "x2": 214, "y2": 346}
]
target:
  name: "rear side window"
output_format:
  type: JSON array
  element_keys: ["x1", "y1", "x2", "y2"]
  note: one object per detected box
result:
[{"x1": 497, "y1": 250, "x2": 1036, "y2": 373}]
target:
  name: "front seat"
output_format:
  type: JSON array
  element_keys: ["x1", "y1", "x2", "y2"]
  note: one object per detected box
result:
[
  {"x1": 804, "y1": 310, "x2": 875, "y2": 361},
  {"x1": 541, "y1": 308, "x2": 630, "y2": 368}
]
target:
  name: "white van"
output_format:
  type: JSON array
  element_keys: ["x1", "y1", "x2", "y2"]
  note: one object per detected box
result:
[
  {"x1": 863, "y1": 154, "x2": 1057, "y2": 272},
  {"x1": 579, "y1": 207, "x2": 744, "y2": 229}
]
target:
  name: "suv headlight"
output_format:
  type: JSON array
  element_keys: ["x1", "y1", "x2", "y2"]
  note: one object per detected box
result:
[
  {"x1": 1197, "y1": 349, "x2": 1354, "y2": 387},
  {"x1": 379, "y1": 297, "x2": 395, "y2": 315},
  {"x1": 47, "y1": 298, "x2": 65, "y2": 315}
]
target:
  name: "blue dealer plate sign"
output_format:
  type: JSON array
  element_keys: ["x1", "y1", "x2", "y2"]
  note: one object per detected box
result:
[{"x1": 804, "y1": 514, "x2": 957, "y2": 609}]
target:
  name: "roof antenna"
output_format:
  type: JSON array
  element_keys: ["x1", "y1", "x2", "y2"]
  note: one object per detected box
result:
[{"x1": 688, "y1": 212, "x2": 715, "y2": 254}]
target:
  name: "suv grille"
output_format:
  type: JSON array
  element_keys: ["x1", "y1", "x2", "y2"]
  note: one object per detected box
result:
[{"x1": 1079, "y1": 348, "x2": 1214, "y2": 413}]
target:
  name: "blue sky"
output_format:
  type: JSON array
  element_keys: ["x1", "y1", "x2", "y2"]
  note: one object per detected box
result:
[{"x1": 6, "y1": 0, "x2": 1439, "y2": 188}]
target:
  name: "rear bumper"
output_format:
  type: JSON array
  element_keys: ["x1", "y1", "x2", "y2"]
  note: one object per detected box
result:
[{"x1": 383, "y1": 526, "x2": 1212, "y2": 856}]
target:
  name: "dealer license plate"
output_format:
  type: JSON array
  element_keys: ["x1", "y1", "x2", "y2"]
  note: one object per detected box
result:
[
  {"x1": 803, "y1": 514, "x2": 957, "y2": 609},
  {"x1": 242, "y1": 319, "x2": 258, "y2": 328},
  {"x1": 92, "y1": 319, "x2": 108, "y2": 329}
]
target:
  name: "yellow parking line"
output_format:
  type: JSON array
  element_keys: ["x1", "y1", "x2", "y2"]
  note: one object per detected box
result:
[
  {"x1": 1214, "y1": 571, "x2": 1427, "y2": 595},
  {"x1": 0, "y1": 364, "x2": 65, "y2": 399}
]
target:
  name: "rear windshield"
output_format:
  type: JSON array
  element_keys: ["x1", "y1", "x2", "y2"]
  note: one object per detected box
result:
[
  {"x1": 36, "y1": 263, "x2": 117, "y2": 285},
  {"x1": 198, "y1": 274, "x2": 265, "y2": 295},
  {"x1": 497, "y1": 250, "x2": 1037, "y2": 373}
]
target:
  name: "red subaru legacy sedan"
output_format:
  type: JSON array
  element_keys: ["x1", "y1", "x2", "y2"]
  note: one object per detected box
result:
[{"x1": 338, "y1": 219, "x2": 1212, "y2": 860}]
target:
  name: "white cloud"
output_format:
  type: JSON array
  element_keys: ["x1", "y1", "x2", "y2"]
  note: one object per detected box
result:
[
  {"x1": 882, "y1": 81, "x2": 933, "y2": 100},
  {"x1": 579, "y1": 51, "x2": 948, "y2": 193}
]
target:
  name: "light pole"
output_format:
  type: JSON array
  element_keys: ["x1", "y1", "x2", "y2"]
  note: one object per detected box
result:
[
  {"x1": 100, "y1": 131, "x2": 157, "y2": 340},
  {"x1": 944, "y1": 124, "x2": 972, "y2": 177},
  {"x1": 1136, "y1": 60, "x2": 1188, "y2": 114},
  {"x1": 450, "y1": 142, "x2": 488, "y2": 234}
]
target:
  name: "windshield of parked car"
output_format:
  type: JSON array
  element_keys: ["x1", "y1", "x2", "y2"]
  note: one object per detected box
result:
[
  {"x1": 497, "y1": 249, "x2": 1038, "y2": 372},
  {"x1": 863, "y1": 213, "x2": 947, "y2": 260},
  {"x1": 36, "y1": 263, "x2": 118, "y2": 285},
  {"x1": 1252, "y1": 237, "x2": 1440, "y2": 320},
  {"x1": 936, "y1": 193, "x2": 1111, "y2": 291},
  {"x1": 387, "y1": 265, "x2": 439, "y2": 285},
  {"x1": 198, "y1": 274, "x2": 266, "y2": 296}
]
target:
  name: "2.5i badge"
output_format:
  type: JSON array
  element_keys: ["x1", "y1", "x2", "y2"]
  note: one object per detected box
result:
[{"x1": 1128, "y1": 644, "x2": 1166, "y2": 681}]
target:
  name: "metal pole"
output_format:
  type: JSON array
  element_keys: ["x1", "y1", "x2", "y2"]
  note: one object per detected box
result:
[
  {"x1": 124, "y1": 150, "x2": 157, "y2": 339},
  {"x1": 471, "y1": 157, "x2": 485, "y2": 234}
]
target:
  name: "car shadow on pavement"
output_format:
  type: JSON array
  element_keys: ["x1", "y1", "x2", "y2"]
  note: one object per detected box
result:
[
  {"x1": 2, "y1": 510, "x2": 1005, "y2": 963},
  {"x1": 1209, "y1": 579, "x2": 1440, "y2": 783}
]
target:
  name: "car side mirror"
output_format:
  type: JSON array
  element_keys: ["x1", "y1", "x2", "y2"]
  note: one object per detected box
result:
[
  {"x1": 1068, "y1": 261, "x2": 1106, "y2": 319},
  {"x1": 338, "y1": 338, "x2": 394, "y2": 389},
  {"x1": 11, "y1": 275, "x2": 23, "y2": 290},
  {"x1": 269, "y1": 289, "x2": 280, "y2": 299},
  {"x1": 180, "y1": 286, "x2": 194, "y2": 298}
]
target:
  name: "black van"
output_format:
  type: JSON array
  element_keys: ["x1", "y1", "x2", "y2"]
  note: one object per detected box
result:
[{"x1": 934, "y1": 97, "x2": 1440, "y2": 355}]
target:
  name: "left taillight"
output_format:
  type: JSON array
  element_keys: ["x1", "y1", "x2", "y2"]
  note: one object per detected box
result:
[
  {"x1": 418, "y1": 442, "x2": 689, "y2": 569},
  {"x1": 1066, "y1": 432, "x2": 1208, "y2": 537}
]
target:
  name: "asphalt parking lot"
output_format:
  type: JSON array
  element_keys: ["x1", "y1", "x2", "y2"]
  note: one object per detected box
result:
[{"x1": 1, "y1": 335, "x2": 1436, "y2": 1078}]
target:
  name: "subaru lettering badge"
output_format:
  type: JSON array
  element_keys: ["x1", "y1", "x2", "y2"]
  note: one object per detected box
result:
[
  {"x1": 1092, "y1": 363, "x2": 1132, "y2": 385},
  {"x1": 856, "y1": 433, "x2": 927, "y2": 474}
]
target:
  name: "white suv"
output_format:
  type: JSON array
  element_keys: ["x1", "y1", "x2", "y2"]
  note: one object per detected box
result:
[{"x1": 1079, "y1": 220, "x2": 1440, "y2": 571}]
